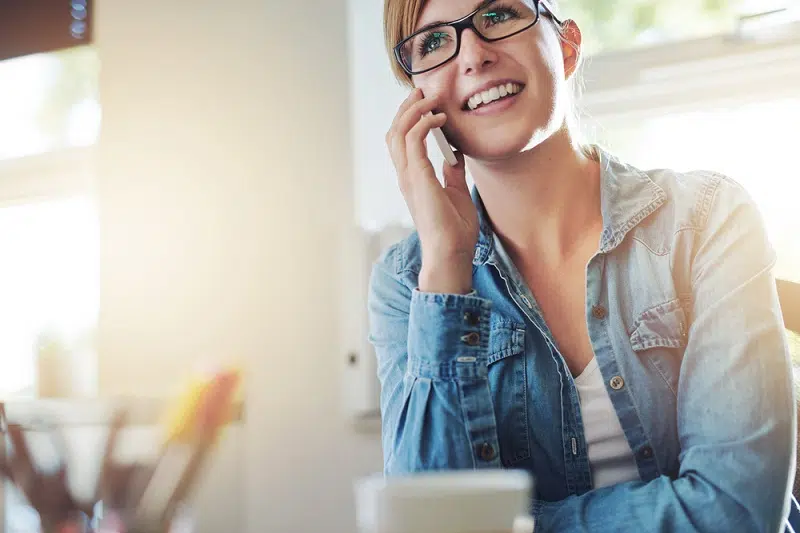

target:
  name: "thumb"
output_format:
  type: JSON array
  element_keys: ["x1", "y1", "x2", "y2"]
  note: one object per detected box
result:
[{"x1": 442, "y1": 151, "x2": 468, "y2": 193}]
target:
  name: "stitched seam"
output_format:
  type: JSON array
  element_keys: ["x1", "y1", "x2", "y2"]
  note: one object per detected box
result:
[
  {"x1": 503, "y1": 372, "x2": 532, "y2": 465},
  {"x1": 604, "y1": 186, "x2": 667, "y2": 251},
  {"x1": 456, "y1": 379, "x2": 477, "y2": 468},
  {"x1": 647, "y1": 356, "x2": 678, "y2": 398},
  {"x1": 696, "y1": 172, "x2": 723, "y2": 229},
  {"x1": 631, "y1": 235, "x2": 669, "y2": 256},
  {"x1": 627, "y1": 297, "x2": 683, "y2": 336}
]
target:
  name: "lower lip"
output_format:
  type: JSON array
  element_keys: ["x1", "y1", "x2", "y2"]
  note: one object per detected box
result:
[{"x1": 466, "y1": 90, "x2": 523, "y2": 116}]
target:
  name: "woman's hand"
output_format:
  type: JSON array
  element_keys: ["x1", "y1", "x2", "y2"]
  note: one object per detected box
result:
[{"x1": 386, "y1": 88, "x2": 479, "y2": 295}]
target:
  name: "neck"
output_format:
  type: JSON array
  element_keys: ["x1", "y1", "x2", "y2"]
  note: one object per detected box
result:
[{"x1": 467, "y1": 128, "x2": 602, "y2": 266}]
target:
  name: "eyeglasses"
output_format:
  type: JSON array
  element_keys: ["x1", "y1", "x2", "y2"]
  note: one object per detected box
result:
[{"x1": 394, "y1": 0, "x2": 561, "y2": 76}]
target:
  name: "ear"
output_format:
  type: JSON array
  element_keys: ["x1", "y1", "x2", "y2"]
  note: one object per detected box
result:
[{"x1": 559, "y1": 20, "x2": 582, "y2": 79}]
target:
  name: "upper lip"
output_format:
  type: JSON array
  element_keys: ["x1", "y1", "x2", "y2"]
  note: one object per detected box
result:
[{"x1": 462, "y1": 79, "x2": 525, "y2": 109}]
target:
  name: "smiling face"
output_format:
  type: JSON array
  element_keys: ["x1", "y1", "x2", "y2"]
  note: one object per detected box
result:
[{"x1": 388, "y1": 0, "x2": 580, "y2": 161}]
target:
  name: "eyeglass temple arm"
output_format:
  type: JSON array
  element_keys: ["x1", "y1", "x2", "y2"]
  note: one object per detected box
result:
[{"x1": 538, "y1": 0, "x2": 562, "y2": 24}]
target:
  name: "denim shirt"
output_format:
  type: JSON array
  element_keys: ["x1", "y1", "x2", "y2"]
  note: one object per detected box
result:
[{"x1": 367, "y1": 148, "x2": 797, "y2": 532}]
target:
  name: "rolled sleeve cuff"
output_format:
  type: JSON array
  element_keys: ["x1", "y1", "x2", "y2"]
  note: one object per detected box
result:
[{"x1": 407, "y1": 288, "x2": 492, "y2": 380}]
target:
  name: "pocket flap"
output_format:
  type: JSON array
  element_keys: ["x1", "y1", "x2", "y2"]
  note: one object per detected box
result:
[
  {"x1": 488, "y1": 314, "x2": 525, "y2": 364},
  {"x1": 630, "y1": 298, "x2": 688, "y2": 351}
]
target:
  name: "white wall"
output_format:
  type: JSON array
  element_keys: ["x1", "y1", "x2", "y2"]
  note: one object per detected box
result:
[
  {"x1": 347, "y1": 0, "x2": 448, "y2": 232},
  {"x1": 95, "y1": 0, "x2": 383, "y2": 531}
]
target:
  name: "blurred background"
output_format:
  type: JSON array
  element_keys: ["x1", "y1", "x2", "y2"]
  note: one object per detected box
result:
[{"x1": 0, "y1": 0, "x2": 797, "y2": 532}]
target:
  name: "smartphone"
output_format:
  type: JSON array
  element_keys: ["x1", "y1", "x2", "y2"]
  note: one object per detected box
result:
[{"x1": 430, "y1": 125, "x2": 458, "y2": 167}]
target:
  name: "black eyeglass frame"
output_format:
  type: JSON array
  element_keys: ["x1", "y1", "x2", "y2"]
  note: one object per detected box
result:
[{"x1": 393, "y1": 0, "x2": 562, "y2": 76}]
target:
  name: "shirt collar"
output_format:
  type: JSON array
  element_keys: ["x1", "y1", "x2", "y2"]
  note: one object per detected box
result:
[{"x1": 471, "y1": 146, "x2": 667, "y2": 265}]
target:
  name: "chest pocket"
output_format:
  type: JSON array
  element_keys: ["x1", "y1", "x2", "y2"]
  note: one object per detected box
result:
[
  {"x1": 629, "y1": 298, "x2": 690, "y2": 396},
  {"x1": 487, "y1": 313, "x2": 530, "y2": 466}
]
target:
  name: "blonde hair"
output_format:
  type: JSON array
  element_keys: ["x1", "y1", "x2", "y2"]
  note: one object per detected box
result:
[{"x1": 382, "y1": 0, "x2": 598, "y2": 160}]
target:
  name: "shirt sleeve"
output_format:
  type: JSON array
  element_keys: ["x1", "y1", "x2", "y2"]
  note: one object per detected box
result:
[{"x1": 367, "y1": 248, "x2": 504, "y2": 473}]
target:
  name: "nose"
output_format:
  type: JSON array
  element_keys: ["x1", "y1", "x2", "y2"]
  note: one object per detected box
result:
[{"x1": 458, "y1": 29, "x2": 497, "y2": 75}]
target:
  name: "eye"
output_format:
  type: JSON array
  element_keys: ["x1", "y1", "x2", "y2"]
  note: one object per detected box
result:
[
  {"x1": 418, "y1": 31, "x2": 451, "y2": 57},
  {"x1": 481, "y1": 7, "x2": 520, "y2": 27}
]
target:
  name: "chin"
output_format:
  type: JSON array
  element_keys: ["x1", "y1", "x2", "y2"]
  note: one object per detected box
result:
[
  {"x1": 448, "y1": 108, "x2": 555, "y2": 162},
  {"x1": 463, "y1": 138, "x2": 528, "y2": 161},
  {"x1": 452, "y1": 125, "x2": 539, "y2": 162}
]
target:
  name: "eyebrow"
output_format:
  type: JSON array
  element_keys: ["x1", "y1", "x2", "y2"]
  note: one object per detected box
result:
[{"x1": 413, "y1": 0, "x2": 497, "y2": 35}]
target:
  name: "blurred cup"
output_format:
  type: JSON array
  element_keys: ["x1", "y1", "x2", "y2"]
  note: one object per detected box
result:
[{"x1": 354, "y1": 470, "x2": 534, "y2": 533}]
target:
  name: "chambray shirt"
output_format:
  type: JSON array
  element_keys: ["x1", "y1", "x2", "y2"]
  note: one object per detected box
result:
[{"x1": 367, "y1": 148, "x2": 797, "y2": 532}]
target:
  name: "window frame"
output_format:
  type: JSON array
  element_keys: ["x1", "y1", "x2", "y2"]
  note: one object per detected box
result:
[
  {"x1": 0, "y1": 147, "x2": 95, "y2": 207},
  {"x1": 578, "y1": 20, "x2": 800, "y2": 122},
  {"x1": 0, "y1": 145, "x2": 97, "y2": 531}
]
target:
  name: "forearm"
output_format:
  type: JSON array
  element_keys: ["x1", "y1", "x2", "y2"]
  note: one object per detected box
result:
[
  {"x1": 534, "y1": 471, "x2": 787, "y2": 533},
  {"x1": 369, "y1": 250, "x2": 503, "y2": 473},
  {"x1": 382, "y1": 288, "x2": 501, "y2": 473}
]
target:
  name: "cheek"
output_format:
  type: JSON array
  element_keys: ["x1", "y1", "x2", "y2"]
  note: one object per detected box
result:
[
  {"x1": 413, "y1": 75, "x2": 452, "y2": 107},
  {"x1": 524, "y1": 46, "x2": 563, "y2": 110},
  {"x1": 413, "y1": 69, "x2": 459, "y2": 113}
]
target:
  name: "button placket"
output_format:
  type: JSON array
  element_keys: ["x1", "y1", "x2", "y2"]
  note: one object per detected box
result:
[
  {"x1": 461, "y1": 331, "x2": 481, "y2": 346},
  {"x1": 463, "y1": 311, "x2": 480, "y2": 327},
  {"x1": 478, "y1": 442, "x2": 496, "y2": 462}
]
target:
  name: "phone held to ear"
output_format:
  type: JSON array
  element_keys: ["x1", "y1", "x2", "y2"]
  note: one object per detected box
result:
[{"x1": 430, "y1": 125, "x2": 458, "y2": 167}]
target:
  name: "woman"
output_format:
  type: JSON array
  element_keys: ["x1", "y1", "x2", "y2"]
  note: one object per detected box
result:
[{"x1": 367, "y1": 0, "x2": 797, "y2": 531}]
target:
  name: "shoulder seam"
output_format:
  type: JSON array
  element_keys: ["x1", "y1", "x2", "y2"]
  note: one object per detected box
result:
[{"x1": 692, "y1": 170, "x2": 725, "y2": 231}]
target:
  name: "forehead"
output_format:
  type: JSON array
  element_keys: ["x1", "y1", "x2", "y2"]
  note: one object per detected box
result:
[
  {"x1": 414, "y1": 0, "x2": 486, "y2": 32},
  {"x1": 414, "y1": 0, "x2": 538, "y2": 33}
]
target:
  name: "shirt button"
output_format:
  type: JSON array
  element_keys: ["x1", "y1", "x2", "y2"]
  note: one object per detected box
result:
[
  {"x1": 461, "y1": 332, "x2": 481, "y2": 346},
  {"x1": 640, "y1": 446, "x2": 654, "y2": 459},
  {"x1": 520, "y1": 295, "x2": 532, "y2": 308},
  {"x1": 591, "y1": 305, "x2": 608, "y2": 320},
  {"x1": 478, "y1": 442, "x2": 496, "y2": 461},
  {"x1": 609, "y1": 375, "x2": 625, "y2": 390},
  {"x1": 463, "y1": 311, "x2": 480, "y2": 326}
]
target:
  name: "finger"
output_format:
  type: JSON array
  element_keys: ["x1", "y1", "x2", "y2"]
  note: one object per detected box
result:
[
  {"x1": 406, "y1": 113, "x2": 448, "y2": 170},
  {"x1": 391, "y1": 88, "x2": 423, "y2": 131},
  {"x1": 386, "y1": 88, "x2": 423, "y2": 146},
  {"x1": 394, "y1": 96, "x2": 442, "y2": 141},
  {"x1": 442, "y1": 151, "x2": 469, "y2": 193},
  {"x1": 388, "y1": 96, "x2": 442, "y2": 167}
]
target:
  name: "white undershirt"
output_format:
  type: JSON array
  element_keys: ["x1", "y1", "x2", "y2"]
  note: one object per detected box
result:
[{"x1": 574, "y1": 357, "x2": 641, "y2": 489}]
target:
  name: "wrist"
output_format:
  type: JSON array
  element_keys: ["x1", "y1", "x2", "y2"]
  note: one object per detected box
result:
[{"x1": 419, "y1": 256, "x2": 473, "y2": 295}]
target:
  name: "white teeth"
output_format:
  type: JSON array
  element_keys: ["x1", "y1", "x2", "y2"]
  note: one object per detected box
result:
[{"x1": 467, "y1": 83, "x2": 521, "y2": 110}]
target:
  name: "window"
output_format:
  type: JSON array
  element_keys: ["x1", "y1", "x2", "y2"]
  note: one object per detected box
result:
[
  {"x1": 0, "y1": 2, "x2": 100, "y2": 529},
  {"x1": 0, "y1": 196, "x2": 99, "y2": 398},
  {"x1": 560, "y1": 0, "x2": 799, "y2": 55},
  {"x1": 0, "y1": 0, "x2": 100, "y2": 401},
  {"x1": 0, "y1": 45, "x2": 100, "y2": 162}
]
